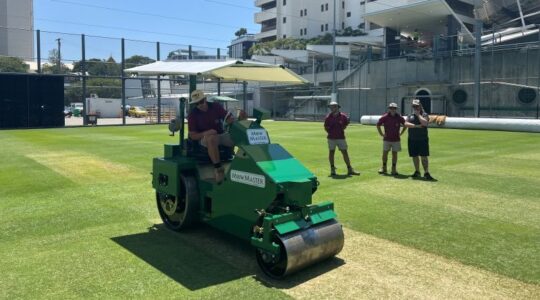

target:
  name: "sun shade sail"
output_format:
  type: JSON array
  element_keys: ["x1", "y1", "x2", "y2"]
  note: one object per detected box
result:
[
  {"x1": 124, "y1": 60, "x2": 308, "y2": 84},
  {"x1": 208, "y1": 96, "x2": 239, "y2": 102}
]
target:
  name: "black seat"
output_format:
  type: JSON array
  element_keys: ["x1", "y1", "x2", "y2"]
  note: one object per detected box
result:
[{"x1": 186, "y1": 138, "x2": 234, "y2": 163}]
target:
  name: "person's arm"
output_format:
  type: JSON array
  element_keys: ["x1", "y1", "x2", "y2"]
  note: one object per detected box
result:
[
  {"x1": 399, "y1": 116, "x2": 408, "y2": 134},
  {"x1": 376, "y1": 124, "x2": 385, "y2": 137},
  {"x1": 415, "y1": 110, "x2": 428, "y2": 127},
  {"x1": 324, "y1": 116, "x2": 330, "y2": 133},
  {"x1": 343, "y1": 113, "x2": 350, "y2": 129}
]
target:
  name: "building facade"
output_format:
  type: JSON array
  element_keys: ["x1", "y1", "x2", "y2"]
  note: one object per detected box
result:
[
  {"x1": 0, "y1": 0, "x2": 34, "y2": 60},
  {"x1": 255, "y1": 0, "x2": 373, "y2": 42},
  {"x1": 229, "y1": 34, "x2": 257, "y2": 59}
]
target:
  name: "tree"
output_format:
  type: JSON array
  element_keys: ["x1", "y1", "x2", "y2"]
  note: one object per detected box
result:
[
  {"x1": 71, "y1": 56, "x2": 121, "y2": 76},
  {"x1": 125, "y1": 55, "x2": 155, "y2": 69},
  {"x1": 0, "y1": 57, "x2": 30, "y2": 73},
  {"x1": 235, "y1": 28, "x2": 248, "y2": 37},
  {"x1": 42, "y1": 49, "x2": 71, "y2": 74}
]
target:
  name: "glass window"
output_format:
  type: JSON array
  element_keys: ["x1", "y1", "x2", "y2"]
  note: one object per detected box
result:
[
  {"x1": 300, "y1": 10, "x2": 303, "y2": 17},
  {"x1": 283, "y1": 17, "x2": 286, "y2": 23},
  {"x1": 304, "y1": 9, "x2": 307, "y2": 16},
  {"x1": 321, "y1": 4, "x2": 324, "y2": 12},
  {"x1": 321, "y1": 24, "x2": 324, "y2": 32},
  {"x1": 283, "y1": 0, "x2": 286, "y2": 5},
  {"x1": 325, "y1": 3, "x2": 328, "y2": 10},
  {"x1": 347, "y1": 12, "x2": 351, "y2": 17}
]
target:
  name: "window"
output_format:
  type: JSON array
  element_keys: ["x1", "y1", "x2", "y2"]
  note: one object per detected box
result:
[
  {"x1": 342, "y1": 1, "x2": 345, "y2": 9},
  {"x1": 300, "y1": 10, "x2": 303, "y2": 17},
  {"x1": 321, "y1": 24, "x2": 324, "y2": 32},
  {"x1": 325, "y1": 24, "x2": 329, "y2": 31},
  {"x1": 342, "y1": 22, "x2": 345, "y2": 29},
  {"x1": 283, "y1": 0, "x2": 286, "y2": 5},
  {"x1": 325, "y1": 3, "x2": 328, "y2": 10},
  {"x1": 360, "y1": 1, "x2": 365, "y2": 5},
  {"x1": 321, "y1": 4, "x2": 324, "y2": 12},
  {"x1": 347, "y1": 12, "x2": 351, "y2": 17},
  {"x1": 283, "y1": 34, "x2": 287, "y2": 38},
  {"x1": 300, "y1": 29, "x2": 303, "y2": 36},
  {"x1": 304, "y1": 28, "x2": 307, "y2": 35},
  {"x1": 283, "y1": 17, "x2": 286, "y2": 23},
  {"x1": 304, "y1": 9, "x2": 307, "y2": 16}
]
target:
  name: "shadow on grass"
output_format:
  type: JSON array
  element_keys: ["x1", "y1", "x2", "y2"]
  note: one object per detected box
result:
[
  {"x1": 330, "y1": 174, "x2": 351, "y2": 180},
  {"x1": 112, "y1": 224, "x2": 344, "y2": 290}
]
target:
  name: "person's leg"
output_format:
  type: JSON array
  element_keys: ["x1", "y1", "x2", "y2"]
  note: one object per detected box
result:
[
  {"x1": 391, "y1": 151, "x2": 398, "y2": 174},
  {"x1": 341, "y1": 149, "x2": 360, "y2": 175},
  {"x1": 421, "y1": 156, "x2": 429, "y2": 174},
  {"x1": 329, "y1": 150, "x2": 336, "y2": 175},
  {"x1": 379, "y1": 150, "x2": 389, "y2": 173},
  {"x1": 203, "y1": 134, "x2": 225, "y2": 182}
]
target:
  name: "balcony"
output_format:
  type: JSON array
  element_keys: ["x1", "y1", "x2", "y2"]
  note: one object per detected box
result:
[
  {"x1": 255, "y1": 29, "x2": 277, "y2": 41},
  {"x1": 255, "y1": 7, "x2": 277, "y2": 24},
  {"x1": 254, "y1": 0, "x2": 275, "y2": 7}
]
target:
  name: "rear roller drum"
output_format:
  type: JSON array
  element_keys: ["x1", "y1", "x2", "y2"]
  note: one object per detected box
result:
[
  {"x1": 256, "y1": 219, "x2": 344, "y2": 278},
  {"x1": 156, "y1": 174, "x2": 199, "y2": 231}
]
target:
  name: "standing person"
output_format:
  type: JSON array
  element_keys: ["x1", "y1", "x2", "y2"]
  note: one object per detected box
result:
[
  {"x1": 406, "y1": 99, "x2": 435, "y2": 180},
  {"x1": 376, "y1": 102, "x2": 412, "y2": 175},
  {"x1": 188, "y1": 89, "x2": 235, "y2": 183},
  {"x1": 324, "y1": 101, "x2": 360, "y2": 176}
]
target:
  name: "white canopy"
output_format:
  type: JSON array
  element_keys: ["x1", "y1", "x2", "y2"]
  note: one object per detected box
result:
[{"x1": 124, "y1": 60, "x2": 308, "y2": 84}]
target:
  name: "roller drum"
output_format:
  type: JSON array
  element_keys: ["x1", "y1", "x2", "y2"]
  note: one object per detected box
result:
[{"x1": 257, "y1": 219, "x2": 344, "y2": 278}]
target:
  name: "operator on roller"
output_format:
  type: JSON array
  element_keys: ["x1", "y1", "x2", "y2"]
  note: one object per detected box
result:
[{"x1": 188, "y1": 89, "x2": 241, "y2": 183}]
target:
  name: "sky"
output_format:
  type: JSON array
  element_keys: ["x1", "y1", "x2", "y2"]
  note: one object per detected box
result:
[{"x1": 33, "y1": 0, "x2": 259, "y2": 62}]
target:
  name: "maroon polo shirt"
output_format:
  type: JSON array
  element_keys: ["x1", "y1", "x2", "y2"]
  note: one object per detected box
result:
[
  {"x1": 324, "y1": 112, "x2": 349, "y2": 139},
  {"x1": 377, "y1": 112, "x2": 405, "y2": 142},
  {"x1": 187, "y1": 102, "x2": 227, "y2": 134}
]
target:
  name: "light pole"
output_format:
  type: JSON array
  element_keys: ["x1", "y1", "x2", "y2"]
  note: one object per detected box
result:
[
  {"x1": 332, "y1": 0, "x2": 337, "y2": 102},
  {"x1": 56, "y1": 38, "x2": 61, "y2": 73}
]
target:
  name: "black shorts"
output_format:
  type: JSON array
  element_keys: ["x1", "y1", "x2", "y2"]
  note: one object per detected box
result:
[{"x1": 408, "y1": 139, "x2": 429, "y2": 157}]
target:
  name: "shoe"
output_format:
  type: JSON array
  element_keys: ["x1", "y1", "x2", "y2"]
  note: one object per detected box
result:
[
  {"x1": 347, "y1": 167, "x2": 360, "y2": 176},
  {"x1": 215, "y1": 167, "x2": 225, "y2": 183},
  {"x1": 330, "y1": 167, "x2": 337, "y2": 176},
  {"x1": 378, "y1": 168, "x2": 387, "y2": 174},
  {"x1": 424, "y1": 172, "x2": 435, "y2": 181},
  {"x1": 411, "y1": 171, "x2": 421, "y2": 178},
  {"x1": 391, "y1": 171, "x2": 399, "y2": 176}
]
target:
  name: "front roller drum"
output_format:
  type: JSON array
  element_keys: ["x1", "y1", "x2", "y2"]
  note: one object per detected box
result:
[
  {"x1": 156, "y1": 174, "x2": 199, "y2": 231},
  {"x1": 256, "y1": 219, "x2": 344, "y2": 278}
]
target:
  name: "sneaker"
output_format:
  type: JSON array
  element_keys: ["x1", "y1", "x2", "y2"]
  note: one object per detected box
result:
[
  {"x1": 411, "y1": 171, "x2": 421, "y2": 178},
  {"x1": 347, "y1": 167, "x2": 360, "y2": 176},
  {"x1": 330, "y1": 167, "x2": 337, "y2": 176},
  {"x1": 391, "y1": 171, "x2": 399, "y2": 176},
  {"x1": 424, "y1": 172, "x2": 435, "y2": 181},
  {"x1": 215, "y1": 167, "x2": 225, "y2": 183},
  {"x1": 378, "y1": 168, "x2": 387, "y2": 174}
]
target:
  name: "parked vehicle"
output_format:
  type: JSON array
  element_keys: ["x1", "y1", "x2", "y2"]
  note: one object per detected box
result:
[
  {"x1": 128, "y1": 106, "x2": 148, "y2": 118},
  {"x1": 64, "y1": 107, "x2": 73, "y2": 117}
]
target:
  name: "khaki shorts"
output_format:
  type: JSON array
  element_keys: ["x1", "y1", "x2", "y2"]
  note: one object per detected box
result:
[
  {"x1": 383, "y1": 141, "x2": 402, "y2": 152},
  {"x1": 328, "y1": 139, "x2": 348, "y2": 151},
  {"x1": 201, "y1": 133, "x2": 234, "y2": 148}
]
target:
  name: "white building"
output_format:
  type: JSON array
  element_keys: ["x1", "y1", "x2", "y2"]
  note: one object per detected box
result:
[
  {"x1": 255, "y1": 0, "x2": 375, "y2": 42},
  {"x1": 0, "y1": 0, "x2": 34, "y2": 60}
]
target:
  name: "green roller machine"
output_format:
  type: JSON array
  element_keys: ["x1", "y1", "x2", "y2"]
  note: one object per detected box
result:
[{"x1": 152, "y1": 98, "x2": 344, "y2": 278}]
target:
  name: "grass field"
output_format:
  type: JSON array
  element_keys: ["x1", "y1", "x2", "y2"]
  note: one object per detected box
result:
[{"x1": 1, "y1": 122, "x2": 539, "y2": 299}]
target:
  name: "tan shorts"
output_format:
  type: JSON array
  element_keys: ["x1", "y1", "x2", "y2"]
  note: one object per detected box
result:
[
  {"x1": 201, "y1": 133, "x2": 234, "y2": 148},
  {"x1": 328, "y1": 139, "x2": 348, "y2": 151},
  {"x1": 383, "y1": 141, "x2": 402, "y2": 152}
]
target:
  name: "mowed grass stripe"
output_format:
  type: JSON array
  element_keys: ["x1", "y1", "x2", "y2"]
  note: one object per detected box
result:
[{"x1": 1, "y1": 122, "x2": 539, "y2": 298}]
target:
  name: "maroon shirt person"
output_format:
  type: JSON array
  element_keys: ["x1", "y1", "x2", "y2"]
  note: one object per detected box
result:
[
  {"x1": 324, "y1": 101, "x2": 359, "y2": 176},
  {"x1": 188, "y1": 89, "x2": 235, "y2": 183}
]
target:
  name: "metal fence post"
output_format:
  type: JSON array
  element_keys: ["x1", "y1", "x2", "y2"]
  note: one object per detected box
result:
[
  {"x1": 474, "y1": 19, "x2": 482, "y2": 118},
  {"x1": 121, "y1": 38, "x2": 126, "y2": 125},
  {"x1": 82, "y1": 34, "x2": 87, "y2": 125},
  {"x1": 36, "y1": 30, "x2": 41, "y2": 73},
  {"x1": 157, "y1": 41, "x2": 161, "y2": 124}
]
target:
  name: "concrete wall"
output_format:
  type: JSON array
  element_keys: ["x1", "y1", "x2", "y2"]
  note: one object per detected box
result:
[{"x1": 336, "y1": 47, "x2": 540, "y2": 121}]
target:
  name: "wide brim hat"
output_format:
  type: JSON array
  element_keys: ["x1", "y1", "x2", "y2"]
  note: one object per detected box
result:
[
  {"x1": 388, "y1": 102, "x2": 398, "y2": 108},
  {"x1": 328, "y1": 101, "x2": 341, "y2": 108},
  {"x1": 412, "y1": 99, "x2": 421, "y2": 106},
  {"x1": 190, "y1": 89, "x2": 206, "y2": 104}
]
